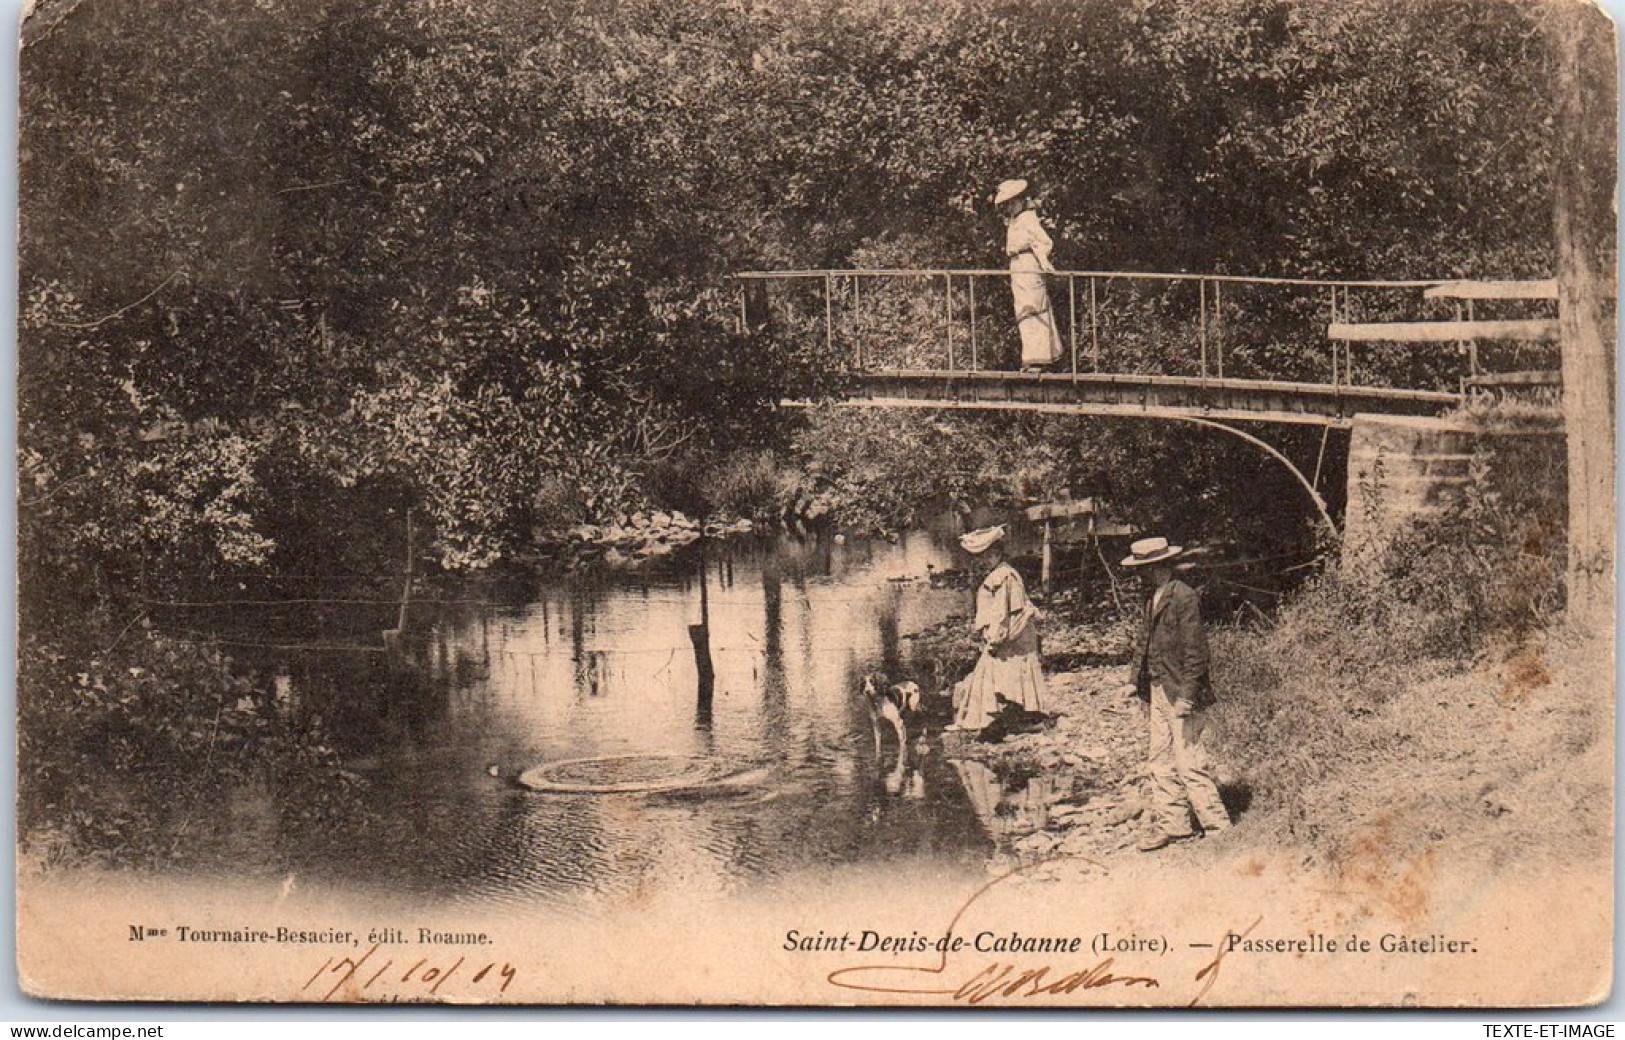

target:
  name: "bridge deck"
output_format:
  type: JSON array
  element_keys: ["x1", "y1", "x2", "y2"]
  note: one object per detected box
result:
[{"x1": 809, "y1": 369, "x2": 1460, "y2": 427}]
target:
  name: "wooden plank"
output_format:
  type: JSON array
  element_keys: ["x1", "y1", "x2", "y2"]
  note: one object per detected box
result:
[
  {"x1": 1465, "y1": 370, "x2": 1562, "y2": 387},
  {"x1": 1422, "y1": 280, "x2": 1558, "y2": 301},
  {"x1": 1025, "y1": 498, "x2": 1096, "y2": 521},
  {"x1": 1051, "y1": 522, "x2": 1135, "y2": 544},
  {"x1": 1327, "y1": 319, "x2": 1559, "y2": 343},
  {"x1": 865, "y1": 368, "x2": 1458, "y2": 402}
]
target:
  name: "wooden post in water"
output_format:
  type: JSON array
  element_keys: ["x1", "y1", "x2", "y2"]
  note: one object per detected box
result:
[
  {"x1": 690, "y1": 541, "x2": 715, "y2": 727},
  {"x1": 383, "y1": 509, "x2": 413, "y2": 652}
]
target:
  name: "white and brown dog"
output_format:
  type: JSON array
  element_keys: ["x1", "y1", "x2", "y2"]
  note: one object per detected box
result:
[
  {"x1": 862, "y1": 672, "x2": 926, "y2": 798},
  {"x1": 862, "y1": 673, "x2": 921, "y2": 756}
]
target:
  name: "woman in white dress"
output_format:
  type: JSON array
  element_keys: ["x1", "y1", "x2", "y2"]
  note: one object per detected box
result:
[
  {"x1": 950, "y1": 525, "x2": 1047, "y2": 733},
  {"x1": 995, "y1": 179, "x2": 1063, "y2": 371}
]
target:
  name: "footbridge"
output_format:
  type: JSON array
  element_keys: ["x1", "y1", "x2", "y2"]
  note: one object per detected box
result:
[
  {"x1": 735, "y1": 269, "x2": 1562, "y2": 529},
  {"x1": 735, "y1": 268, "x2": 1559, "y2": 427}
]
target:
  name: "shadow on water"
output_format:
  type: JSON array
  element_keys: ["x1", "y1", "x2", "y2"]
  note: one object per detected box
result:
[{"x1": 174, "y1": 531, "x2": 1036, "y2": 907}]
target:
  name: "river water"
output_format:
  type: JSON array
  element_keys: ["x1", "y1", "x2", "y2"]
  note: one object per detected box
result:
[{"x1": 194, "y1": 528, "x2": 1048, "y2": 909}]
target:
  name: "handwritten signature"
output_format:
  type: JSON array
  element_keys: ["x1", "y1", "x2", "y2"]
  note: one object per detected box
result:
[
  {"x1": 824, "y1": 854, "x2": 1262, "y2": 1006},
  {"x1": 828, "y1": 957, "x2": 1158, "y2": 1003},
  {"x1": 301, "y1": 943, "x2": 517, "y2": 1003},
  {"x1": 1189, "y1": 915, "x2": 1262, "y2": 1007}
]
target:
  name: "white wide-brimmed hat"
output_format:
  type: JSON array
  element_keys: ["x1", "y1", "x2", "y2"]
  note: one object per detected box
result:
[
  {"x1": 959, "y1": 525, "x2": 1007, "y2": 554},
  {"x1": 1120, "y1": 536, "x2": 1184, "y2": 567},
  {"x1": 993, "y1": 179, "x2": 1029, "y2": 206}
]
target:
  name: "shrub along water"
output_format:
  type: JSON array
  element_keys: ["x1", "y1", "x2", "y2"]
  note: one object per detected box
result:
[
  {"x1": 1207, "y1": 434, "x2": 1579, "y2": 862},
  {"x1": 18, "y1": 620, "x2": 362, "y2": 869}
]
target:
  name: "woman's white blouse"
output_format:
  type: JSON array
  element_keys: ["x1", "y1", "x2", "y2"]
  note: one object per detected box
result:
[{"x1": 1005, "y1": 209, "x2": 1055, "y2": 272}]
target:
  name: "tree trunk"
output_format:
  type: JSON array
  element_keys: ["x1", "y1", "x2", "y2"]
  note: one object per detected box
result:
[{"x1": 1552, "y1": 0, "x2": 1617, "y2": 631}]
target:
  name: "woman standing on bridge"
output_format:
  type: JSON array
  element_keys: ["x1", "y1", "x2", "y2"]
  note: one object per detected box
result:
[{"x1": 996, "y1": 179, "x2": 1063, "y2": 371}]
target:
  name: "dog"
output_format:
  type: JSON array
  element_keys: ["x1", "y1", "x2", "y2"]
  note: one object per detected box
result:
[
  {"x1": 862, "y1": 672, "x2": 927, "y2": 798},
  {"x1": 862, "y1": 672, "x2": 921, "y2": 757}
]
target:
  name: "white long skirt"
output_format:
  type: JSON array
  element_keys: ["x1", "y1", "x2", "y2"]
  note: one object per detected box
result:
[
  {"x1": 1010, "y1": 254, "x2": 1062, "y2": 367},
  {"x1": 952, "y1": 625, "x2": 1046, "y2": 732}
]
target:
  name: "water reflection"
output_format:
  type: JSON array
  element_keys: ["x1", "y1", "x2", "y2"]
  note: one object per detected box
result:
[
  {"x1": 880, "y1": 741, "x2": 927, "y2": 801},
  {"x1": 949, "y1": 759, "x2": 1055, "y2": 841},
  {"x1": 187, "y1": 531, "x2": 1012, "y2": 907}
]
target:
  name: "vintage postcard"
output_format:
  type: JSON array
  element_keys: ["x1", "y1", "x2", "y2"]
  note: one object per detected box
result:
[{"x1": 15, "y1": 0, "x2": 1616, "y2": 1006}]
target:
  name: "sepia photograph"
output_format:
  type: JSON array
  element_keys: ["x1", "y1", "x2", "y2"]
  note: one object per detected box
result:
[{"x1": 13, "y1": 0, "x2": 1617, "y2": 1006}]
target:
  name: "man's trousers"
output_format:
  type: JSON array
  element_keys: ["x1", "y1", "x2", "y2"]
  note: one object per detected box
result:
[{"x1": 1148, "y1": 683, "x2": 1231, "y2": 835}]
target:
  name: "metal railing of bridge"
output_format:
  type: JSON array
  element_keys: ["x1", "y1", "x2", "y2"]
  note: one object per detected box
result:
[{"x1": 734, "y1": 268, "x2": 1553, "y2": 393}]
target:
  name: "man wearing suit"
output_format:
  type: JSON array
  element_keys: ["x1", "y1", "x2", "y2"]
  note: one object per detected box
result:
[{"x1": 1120, "y1": 537, "x2": 1232, "y2": 851}]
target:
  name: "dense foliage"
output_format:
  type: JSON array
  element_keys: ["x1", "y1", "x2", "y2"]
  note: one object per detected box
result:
[{"x1": 22, "y1": 0, "x2": 1571, "y2": 582}]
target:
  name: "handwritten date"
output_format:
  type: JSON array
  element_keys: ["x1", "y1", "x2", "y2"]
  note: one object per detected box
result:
[{"x1": 302, "y1": 943, "x2": 516, "y2": 1003}]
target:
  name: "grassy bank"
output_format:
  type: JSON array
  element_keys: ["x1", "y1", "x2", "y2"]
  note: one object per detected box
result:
[
  {"x1": 1203, "y1": 435, "x2": 1595, "y2": 869},
  {"x1": 937, "y1": 587, "x2": 1607, "y2": 883},
  {"x1": 1210, "y1": 594, "x2": 1611, "y2": 872}
]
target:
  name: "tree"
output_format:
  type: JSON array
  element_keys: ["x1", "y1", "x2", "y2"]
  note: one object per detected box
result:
[{"x1": 1550, "y1": 0, "x2": 1616, "y2": 630}]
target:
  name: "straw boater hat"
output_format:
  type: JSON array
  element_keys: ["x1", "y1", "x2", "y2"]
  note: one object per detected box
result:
[
  {"x1": 993, "y1": 179, "x2": 1029, "y2": 207},
  {"x1": 1120, "y1": 536, "x2": 1183, "y2": 568},
  {"x1": 959, "y1": 525, "x2": 1007, "y2": 555}
]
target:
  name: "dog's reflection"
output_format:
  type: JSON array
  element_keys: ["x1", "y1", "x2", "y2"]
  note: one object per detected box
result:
[{"x1": 862, "y1": 673, "x2": 927, "y2": 799}]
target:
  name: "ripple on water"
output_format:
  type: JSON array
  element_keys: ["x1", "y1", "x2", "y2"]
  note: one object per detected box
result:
[{"x1": 516, "y1": 753, "x2": 771, "y2": 795}]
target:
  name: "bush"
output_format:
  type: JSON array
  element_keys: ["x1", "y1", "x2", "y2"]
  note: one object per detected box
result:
[
  {"x1": 18, "y1": 623, "x2": 362, "y2": 869},
  {"x1": 698, "y1": 449, "x2": 791, "y2": 521}
]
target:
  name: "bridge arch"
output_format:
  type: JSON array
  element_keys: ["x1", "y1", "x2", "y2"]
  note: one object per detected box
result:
[
  {"x1": 1163, "y1": 415, "x2": 1336, "y2": 535},
  {"x1": 820, "y1": 397, "x2": 1338, "y2": 536}
]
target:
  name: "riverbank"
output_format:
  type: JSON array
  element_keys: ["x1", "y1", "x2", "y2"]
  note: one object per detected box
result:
[
  {"x1": 931, "y1": 614, "x2": 1611, "y2": 889},
  {"x1": 909, "y1": 599, "x2": 1162, "y2": 875},
  {"x1": 941, "y1": 662, "x2": 1151, "y2": 876}
]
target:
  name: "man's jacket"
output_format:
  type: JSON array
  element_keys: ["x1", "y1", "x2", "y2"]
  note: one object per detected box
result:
[{"x1": 1128, "y1": 578, "x2": 1213, "y2": 707}]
